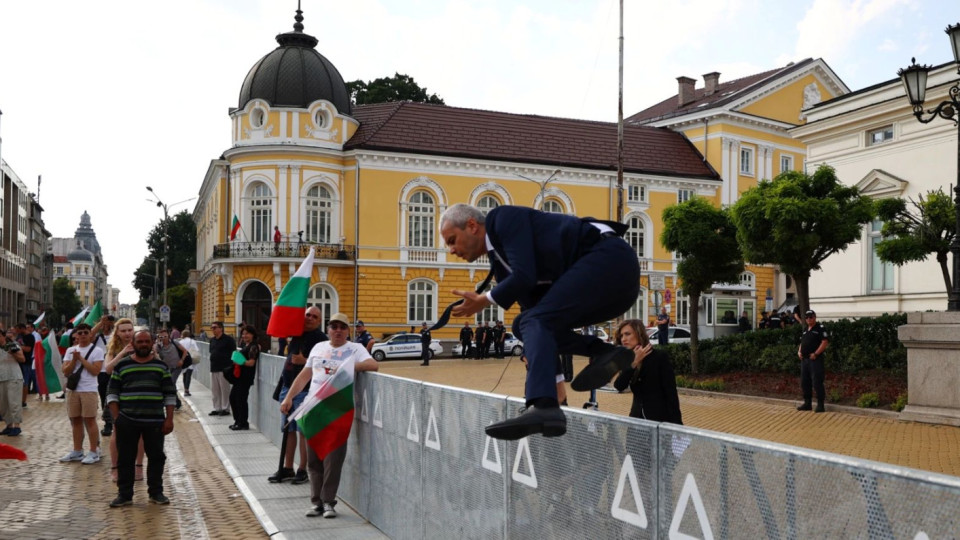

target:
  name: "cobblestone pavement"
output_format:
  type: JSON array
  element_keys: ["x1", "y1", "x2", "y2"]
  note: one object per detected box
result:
[
  {"x1": 0, "y1": 396, "x2": 265, "y2": 540},
  {"x1": 379, "y1": 356, "x2": 960, "y2": 477}
]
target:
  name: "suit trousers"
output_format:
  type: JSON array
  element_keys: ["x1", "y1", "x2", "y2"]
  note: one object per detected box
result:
[
  {"x1": 307, "y1": 443, "x2": 347, "y2": 507},
  {"x1": 115, "y1": 416, "x2": 166, "y2": 499},
  {"x1": 210, "y1": 371, "x2": 232, "y2": 411},
  {"x1": 512, "y1": 236, "x2": 639, "y2": 403}
]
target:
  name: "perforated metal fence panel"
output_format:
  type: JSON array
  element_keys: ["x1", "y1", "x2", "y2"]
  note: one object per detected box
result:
[{"x1": 254, "y1": 353, "x2": 284, "y2": 445}]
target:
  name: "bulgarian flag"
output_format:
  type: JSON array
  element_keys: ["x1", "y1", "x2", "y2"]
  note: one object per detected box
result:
[
  {"x1": 230, "y1": 215, "x2": 241, "y2": 240},
  {"x1": 83, "y1": 301, "x2": 103, "y2": 326},
  {"x1": 34, "y1": 332, "x2": 62, "y2": 395},
  {"x1": 69, "y1": 306, "x2": 89, "y2": 324},
  {"x1": 0, "y1": 443, "x2": 27, "y2": 461},
  {"x1": 292, "y1": 356, "x2": 356, "y2": 460},
  {"x1": 266, "y1": 249, "x2": 314, "y2": 338}
]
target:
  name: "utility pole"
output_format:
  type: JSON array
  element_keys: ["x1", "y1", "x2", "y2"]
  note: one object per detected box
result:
[{"x1": 616, "y1": 0, "x2": 624, "y2": 223}]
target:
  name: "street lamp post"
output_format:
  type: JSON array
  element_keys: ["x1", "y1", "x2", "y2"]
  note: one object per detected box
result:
[
  {"x1": 517, "y1": 169, "x2": 562, "y2": 210},
  {"x1": 898, "y1": 22, "x2": 960, "y2": 311},
  {"x1": 146, "y1": 186, "x2": 196, "y2": 325}
]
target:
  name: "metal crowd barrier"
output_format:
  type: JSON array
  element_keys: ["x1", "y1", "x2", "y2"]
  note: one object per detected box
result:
[{"x1": 193, "y1": 343, "x2": 960, "y2": 539}]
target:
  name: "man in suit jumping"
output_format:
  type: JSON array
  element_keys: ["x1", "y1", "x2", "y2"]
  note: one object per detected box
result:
[{"x1": 441, "y1": 203, "x2": 640, "y2": 440}]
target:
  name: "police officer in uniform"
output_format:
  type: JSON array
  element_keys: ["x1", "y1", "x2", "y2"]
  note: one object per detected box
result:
[
  {"x1": 419, "y1": 322, "x2": 432, "y2": 366},
  {"x1": 459, "y1": 322, "x2": 473, "y2": 359},
  {"x1": 491, "y1": 321, "x2": 505, "y2": 358},
  {"x1": 474, "y1": 323, "x2": 486, "y2": 359},
  {"x1": 797, "y1": 310, "x2": 829, "y2": 413}
]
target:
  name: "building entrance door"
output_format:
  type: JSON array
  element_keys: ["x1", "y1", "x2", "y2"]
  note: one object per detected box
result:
[{"x1": 241, "y1": 282, "x2": 273, "y2": 351}]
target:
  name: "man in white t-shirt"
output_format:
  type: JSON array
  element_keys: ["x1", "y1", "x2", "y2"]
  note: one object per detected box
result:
[
  {"x1": 280, "y1": 312, "x2": 378, "y2": 520},
  {"x1": 91, "y1": 315, "x2": 115, "y2": 437},
  {"x1": 59, "y1": 323, "x2": 106, "y2": 465}
]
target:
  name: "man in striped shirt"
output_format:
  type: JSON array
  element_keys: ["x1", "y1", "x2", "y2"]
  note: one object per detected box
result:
[{"x1": 106, "y1": 330, "x2": 176, "y2": 507}]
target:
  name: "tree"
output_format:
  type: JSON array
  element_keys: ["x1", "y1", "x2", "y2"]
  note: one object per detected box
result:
[
  {"x1": 661, "y1": 197, "x2": 744, "y2": 373},
  {"x1": 133, "y1": 210, "x2": 197, "y2": 304},
  {"x1": 731, "y1": 165, "x2": 874, "y2": 315},
  {"x1": 165, "y1": 284, "x2": 195, "y2": 330},
  {"x1": 346, "y1": 73, "x2": 445, "y2": 105},
  {"x1": 875, "y1": 189, "x2": 956, "y2": 296},
  {"x1": 51, "y1": 277, "x2": 82, "y2": 328}
]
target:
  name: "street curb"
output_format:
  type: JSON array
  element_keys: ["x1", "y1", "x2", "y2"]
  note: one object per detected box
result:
[{"x1": 676, "y1": 387, "x2": 903, "y2": 420}]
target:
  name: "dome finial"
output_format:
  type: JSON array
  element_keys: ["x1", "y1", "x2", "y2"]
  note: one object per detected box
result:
[{"x1": 293, "y1": 1, "x2": 304, "y2": 33}]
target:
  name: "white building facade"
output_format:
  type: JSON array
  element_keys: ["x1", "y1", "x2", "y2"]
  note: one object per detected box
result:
[{"x1": 791, "y1": 64, "x2": 956, "y2": 317}]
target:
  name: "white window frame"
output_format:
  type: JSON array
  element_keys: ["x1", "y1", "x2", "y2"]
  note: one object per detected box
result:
[
  {"x1": 867, "y1": 125, "x2": 894, "y2": 147},
  {"x1": 477, "y1": 194, "x2": 500, "y2": 216},
  {"x1": 245, "y1": 182, "x2": 274, "y2": 243},
  {"x1": 675, "y1": 289, "x2": 690, "y2": 326},
  {"x1": 407, "y1": 279, "x2": 437, "y2": 324},
  {"x1": 407, "y1": 191, "x2": 435, "y2": 248},
  {"x1": 476, "y1": 304, "x2": 503, "y2": 325},
  {"x1": 867, "y1": 219, "x2": 894, "y2": 293},
  {"x1": 678, "y1": 189, "x2": 695, "y2": 203},
  {"x1": 627, "y1": 184, "x2": 646, "y2": 203},
  {"x1": 307, "y1": 284, "x2": 338, "y2": 326},
  {"x1": 304, "y1": 184, "x2": 334, "y2": 244},
  {"x1": 780, "y1": 154, "x2": 793, "y2": 174},
  {"x1": 626, "y1": 216, "x2": 645, "y2": 258},
  {"x1": 739, "y1": 146, "x2": 755, "y2": 176},
  {"x1": 542, "y1": 199, "x2": 564, "y2": 214},
  {"x1": 626, "y1": 287, "x2": 648, "y2": 322}
]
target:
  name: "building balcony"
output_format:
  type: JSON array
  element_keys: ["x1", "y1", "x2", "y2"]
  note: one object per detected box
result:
[{"x1": 212, "y1": 241, "x2": 356, "y2": 262}]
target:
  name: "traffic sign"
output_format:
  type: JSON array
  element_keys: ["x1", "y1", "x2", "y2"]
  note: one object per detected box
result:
[
  {"x1": 664, "y1": 289, "x2": 672, "y2": 303},
  {"x1": 649, "y1": 273, "x2": 665, "y2": 290},
  {"x1": 159, "y1": 304, "x2": 171, "y2": 322}
]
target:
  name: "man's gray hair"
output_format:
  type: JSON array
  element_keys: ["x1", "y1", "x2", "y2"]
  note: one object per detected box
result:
[{"x1": 440, "y1": 203, "x2": 486, "y2": 230}]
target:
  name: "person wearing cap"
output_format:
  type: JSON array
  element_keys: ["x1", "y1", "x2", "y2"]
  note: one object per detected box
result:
[
  {"x1": 797, "y1": 309, "x2": 829, "y2": 413},
  {"x1": 354, "y1": 320, "x2": 375, "y2": 354},
  {"x1": 459, "y1": 322, "x2": 473, "y2": 359},
  {"x1": 280, "y1": 313, "x2": 378, "y2": 519},
  {"x1": 419, "y1": 322, "x2": 432, "y2": 366}
]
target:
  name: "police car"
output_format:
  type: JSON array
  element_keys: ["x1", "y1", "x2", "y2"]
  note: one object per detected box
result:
[
  {"x1": 451, "y1": 332, "x2": 524, "y2": 357},
  {"x1": 646, "y1": 325, "x2": 691, "y2": 344},
  {"x1": 371, "y1": 333, "x2": 443, "y2": 361}
]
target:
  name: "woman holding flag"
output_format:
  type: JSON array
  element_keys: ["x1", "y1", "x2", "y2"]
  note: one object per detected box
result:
[{"x1": 280, "y1": 312, "x2": 378, "y2": 520}]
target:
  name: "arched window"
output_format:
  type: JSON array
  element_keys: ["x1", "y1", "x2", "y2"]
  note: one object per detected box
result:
[
  {"x1": 477, "y1": 195, "x2": 500, "y2": 215},
  {"x1": 408, "y1": 192, "x2": 435, "y2": 248},
  {"x1": 739, "y1": 271, "x2": 755, "y2": 289},
  {"x1": 408, "y1": 280, "x2": 436, "y2": 323},
  {"x1": 626, "y1": 216, "x2": 645, "y2": 257},
  {"x1": 477, "y1": 303, "x2": 503, "y2": 325},
  {"x1": 305, "y1": 185, "x2": 333, "y2": 243},
  {"x1": 307, "y1": 284, "x2": 337, "y2": 326},
  {"x1": 246, "y1": 182, "x2": 273, "y2": 242},
  {"x1": 542, "y1": 199, "x2": 564, "y2": 213}
]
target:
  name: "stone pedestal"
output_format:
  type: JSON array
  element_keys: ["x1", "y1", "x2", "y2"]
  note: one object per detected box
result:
[{"x1": 898, "y1": 311, "x2": 960, "y2": 426}]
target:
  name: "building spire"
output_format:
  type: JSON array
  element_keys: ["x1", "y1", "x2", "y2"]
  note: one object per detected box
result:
[
  {"x1": 275, "y1": 0, "x2": 318, "y2": 48},
  {"x1": 294, "y1": 0, "x2": 304, "y2": 33}
]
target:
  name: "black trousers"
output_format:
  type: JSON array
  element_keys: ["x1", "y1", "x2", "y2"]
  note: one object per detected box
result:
[
  {"x1": 474, "y1": 341, "x2": 483, "y2": 359},
  {"x1": 97, "y1": 372, "x2": 112, "y2": 427},
  {"x1": 182, "y1": 369, "x2": 193, "y2": 391},
  {"x1": 800, "y1": 358, "x2": 825, "y2": 404},
  {"x1": 230, "y1": 382, "x2": 253, "y2": 427},
  {"x1": 116, "y1": 416, "x2": 165, "y2": 499},
  {"x1": 494, "y1": 341, "x2": 505, "y2": 358},
  {"x1": 460, "y1": 342, "x2": 471, "y2": 359}
]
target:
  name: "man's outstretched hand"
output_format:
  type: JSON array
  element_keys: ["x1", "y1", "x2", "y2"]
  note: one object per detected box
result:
[{"x1": 451, "y1": 290, "x2": 491, "y2": 317}]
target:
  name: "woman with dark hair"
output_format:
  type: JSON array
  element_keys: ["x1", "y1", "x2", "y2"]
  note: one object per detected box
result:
[
  {"x1": 612, "y1": 319, "x2": 682, "y2": 424},
  {"x1": 229, "y1": 325, "x2": 259, "y2": 430}
]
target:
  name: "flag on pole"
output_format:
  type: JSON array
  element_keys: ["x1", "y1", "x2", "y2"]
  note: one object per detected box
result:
[
  {"x1": 69, "y1": 306, "x2": 89, "y2": 324},
  {"x1": 33, "y1": 312, "x2": 45, "y2": 326},
  {"x1": 292, "y1": 357, "x2": 356, "y2": 460},
  {"x1": 266, "y1": 249, "x2": 315, "y2": 338},
  {"x1": 34, "y1": 332, "x2": 62, "y2": 394},
  {"x1": 230, "y1": 215, "x2": 241, "y2": 240},
  {"x1": 83, "y1": 301, "x2": 102, "y2": 326}
]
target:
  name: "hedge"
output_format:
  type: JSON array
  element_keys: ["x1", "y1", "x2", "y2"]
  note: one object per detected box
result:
[{"x1": 661, "y1": 313, "x2": 907, "y2": 375}]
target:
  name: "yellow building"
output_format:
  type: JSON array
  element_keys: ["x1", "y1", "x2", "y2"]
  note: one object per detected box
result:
[
  {"x1": 628, "y1": 60, "x2": 848, "y2": 329},
  {"x1": 191, "y1": 8, "x2": 721, "y2": 345}
]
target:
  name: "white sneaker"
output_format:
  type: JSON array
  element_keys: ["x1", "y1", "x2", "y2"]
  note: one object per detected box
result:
[
  {"x1": 322, "y1": 503, "x2": 337, "y2": 519},
  {"x1": 59, "y1": 450, "x2": 84, "y2": 462},
  {"x1": 81, "y1": 448, "x2": 101, "y2": 464}
]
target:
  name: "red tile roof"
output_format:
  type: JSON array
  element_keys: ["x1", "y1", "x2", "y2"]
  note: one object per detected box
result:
[
  {"x1": 627, "y1": 59, "x2": 814, "y2": 125},
  {"x1": 53, "y1": 256, "x2": 68, "y2": 263},
  {"x1": 347, "y1": 102, "x2": 718, "y2": 180}
]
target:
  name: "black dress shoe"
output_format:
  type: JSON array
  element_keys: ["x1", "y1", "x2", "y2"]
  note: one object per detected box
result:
[
  {"x1": 797, "y1": 403, "x2": 812, "y2": 411},
  {"x1": 485, "y1": 405, "x2": 566, "y2": 440},
  {"x1": 209, "y1": 410, "x2": 221, "y2": 416},
  {"x1": 570, "y1": 347, "x2": 635, "y2": 392},
  {"x1": 228, "y1": 424, "x2": 249, "y2": 431},
  {"x1": 814, "y1": 404, "x2": 825, "y2": 413}
]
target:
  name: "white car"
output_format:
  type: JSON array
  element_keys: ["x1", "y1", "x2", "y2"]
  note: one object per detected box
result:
[
  {"x1": 646, "y1": 325, "x2": 692, "y2": 344},
  {"x1": 371, "y1": 333, "x2": 443, "y2": 361},
  {"x1": 451, "y1": 332, "x2": 524, "y2": 357}
]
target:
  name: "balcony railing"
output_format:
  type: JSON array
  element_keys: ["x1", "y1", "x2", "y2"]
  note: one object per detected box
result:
[{"x1": 212, "y1": 241, "x2": 356, "y2": 262}]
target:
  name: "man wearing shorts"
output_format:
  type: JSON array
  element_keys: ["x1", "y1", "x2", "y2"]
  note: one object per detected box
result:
[{"x1": 58, "y1": 323, "x2": 105, "y2": 465}]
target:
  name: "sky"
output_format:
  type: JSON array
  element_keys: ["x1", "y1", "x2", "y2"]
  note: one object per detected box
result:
[{"x1": 0, "y1": 0, "x2": 955, "y2": 304}]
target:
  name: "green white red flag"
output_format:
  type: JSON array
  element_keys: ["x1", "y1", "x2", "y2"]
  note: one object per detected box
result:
[
  {"x1": 230, "y1": 215, "x2": 241, "y2": 240},
  {"x1": 83, "y1": 301, "x2": 103, "y2": 326},
  {"x1": 266, "y1": 249, "x2": 314, "y2": 338},
  {"x1": 69, "y1": 306, "x2": 89, "y2": 324},
  {"x1": 34, "y1": 332, "x2": 62, "y2": 394},
  {"x1": 292, "y1": 357, "x2": 356, "y2": 460}
]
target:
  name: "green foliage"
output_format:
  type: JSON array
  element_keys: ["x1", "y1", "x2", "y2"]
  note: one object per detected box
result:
[
  {"x1": 663, "y1": 313, "x2": 907, "y2": 375},
  {"x1": 165, "y1": 284, "x2": 195, "y2": 330},
  {"x1": 676, "y1": 376, "x2": 726, "y2": 391},
  {"x1": 875, "y1": 189, "x2": 956, "y2": 294},
  {"x1": 346, "y1": 73, "x2": 445, "y2": 105},
  {"x1": 134, "y1": 210, "x2": 196, "y2": 304},
  {"x1": 891, "y1": 393, "x2": 908, "y2": 412},
  {"x1": 828, "y1": 387, "x2": 843, "y2": 403},
  {"x1": 660, "y1": 197, "x2": 743, "y2": 373},
  {"x1": 856, "y1": 392, "x2": 880, "y2": 408},
  {"x1": 730, "y1": 165, "x2": 874, "y2": 312},
  {"x1": 50, "y1": 277, "x2": 82, "y2": 327}
]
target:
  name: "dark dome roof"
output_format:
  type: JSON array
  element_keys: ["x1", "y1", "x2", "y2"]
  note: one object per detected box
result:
[{"x1": 238, "y1": 8, "x2": 351, "y2": 114}]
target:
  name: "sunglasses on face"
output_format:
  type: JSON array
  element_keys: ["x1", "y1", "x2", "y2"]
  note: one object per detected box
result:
[
  {"x1": 305, "y1": 314, "x2": 320, "y2": 319},
  {"x1": 804, "y1": 316, "x2": 815, "y2": 319}
]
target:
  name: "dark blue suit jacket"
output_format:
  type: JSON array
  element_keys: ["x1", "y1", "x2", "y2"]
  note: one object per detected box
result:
[{"x1": 485, "y1": 206, "x2": 623, "y2": 310}]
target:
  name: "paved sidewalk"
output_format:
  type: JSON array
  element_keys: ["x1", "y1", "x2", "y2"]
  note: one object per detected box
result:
[{"x1": 178, "y1": 381, "x2": 386, "y2": 540}]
